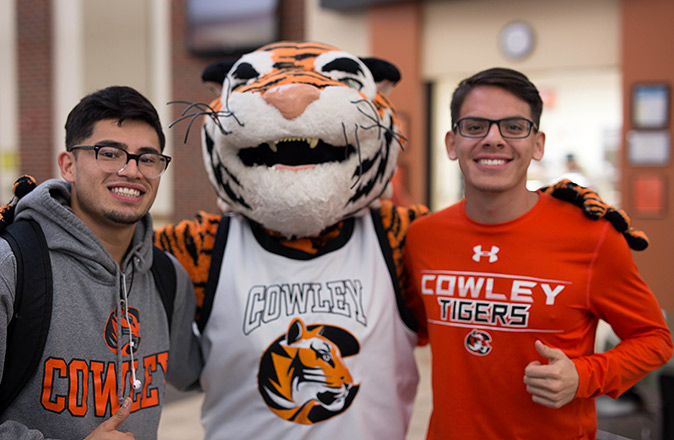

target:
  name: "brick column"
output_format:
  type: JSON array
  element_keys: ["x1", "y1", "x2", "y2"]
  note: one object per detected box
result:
[
  {"x1": 369, "y1": 2, "x2": 427, "y2": 206},
  {"x1": 170, "y1": 0, "x2": 221, "y2": 223},
  {"x1": 17, "y1": 0, "x2": 53, "y2": 184}
]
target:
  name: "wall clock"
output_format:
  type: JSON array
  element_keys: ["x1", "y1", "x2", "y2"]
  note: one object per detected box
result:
[{"x1": 499, "y1": 21, "x2": 535, "y2": 60}]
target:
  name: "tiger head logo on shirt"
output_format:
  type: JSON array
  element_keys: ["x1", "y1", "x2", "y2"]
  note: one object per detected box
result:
[
  {"x1": 104, "y1": 306, "x2": 141, "y2": 355},
  {"x1": 258, "y1": 318, "x2": 360, "y2": 424}
]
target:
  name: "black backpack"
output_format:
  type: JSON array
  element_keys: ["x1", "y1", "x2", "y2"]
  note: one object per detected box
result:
[{"x1": 0, "y1": 219, "x2": 176, "y2": 415}]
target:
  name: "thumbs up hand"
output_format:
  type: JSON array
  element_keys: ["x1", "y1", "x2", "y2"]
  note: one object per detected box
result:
[
  {"x1": 84, "y1": 397, "x2": 135, "y2": 439},
  {"x1": 523, "y1": 340, "x2": 579, "y2": 408}
]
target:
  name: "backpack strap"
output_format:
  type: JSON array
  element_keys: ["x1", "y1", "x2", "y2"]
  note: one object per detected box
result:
[
  {"x1": 0, "y1": 219, "x2": 53, "y2": 415},
  {"x1": 151, "y1": 246, "x2": 177, "y2": 333},
  {"x1": 197, "y1": 215, "x2": 231, "y2": 332}
]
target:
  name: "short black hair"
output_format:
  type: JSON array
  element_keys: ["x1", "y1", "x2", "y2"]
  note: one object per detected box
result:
[
  {"x1": 64, "y1": 86, "x2": 165, "y2": 152},
  {"x1": 450, "y1": 67, "x2": 543, "y2": 129}
]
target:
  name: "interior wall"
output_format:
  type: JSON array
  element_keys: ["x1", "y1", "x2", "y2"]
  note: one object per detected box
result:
[
  {"x1": 53, "y1": 0, "x2": 83, "y2": 180},
  {"x1": 17, "y1": 0, "x2": 54, "y2": 185}
]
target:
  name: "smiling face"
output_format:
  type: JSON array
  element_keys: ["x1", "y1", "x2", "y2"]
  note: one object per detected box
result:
[
  {"x1": 59, "y1": 118, "x2": 162, "y2": 233},
  {"x1": 445, "y1": 85, "x2": 545, "y2": 198}
]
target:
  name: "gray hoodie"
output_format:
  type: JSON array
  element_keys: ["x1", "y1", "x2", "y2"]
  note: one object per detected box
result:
[{"x1": 0, "y1": 179, "x2": 203, "y2": 439}]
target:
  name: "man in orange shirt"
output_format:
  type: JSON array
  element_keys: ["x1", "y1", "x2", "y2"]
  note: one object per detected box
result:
[{"x1": 404, "y1": 67, "x2": 673, "y2": 439}]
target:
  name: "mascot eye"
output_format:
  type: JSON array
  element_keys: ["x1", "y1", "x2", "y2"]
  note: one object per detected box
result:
[
  {"x1": 339, "y1": 77, "x2": 363, "y2": 91},
  {"x1": 229, "y1": 62, "x2": 260, "y2": 91}
]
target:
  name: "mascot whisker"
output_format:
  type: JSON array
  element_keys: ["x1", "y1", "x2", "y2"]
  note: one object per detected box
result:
[{"x1": 168, "y1": 100, "x2": 240, "y2": 141}]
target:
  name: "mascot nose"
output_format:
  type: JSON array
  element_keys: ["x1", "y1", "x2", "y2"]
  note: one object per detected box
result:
[{"x1": 262, "y1": 83, "x2": 320, "y2": 120}]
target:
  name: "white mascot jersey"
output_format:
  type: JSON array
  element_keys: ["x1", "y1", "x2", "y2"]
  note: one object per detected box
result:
[{"x1": 199, "y1": 212, "x2": 418, "y2": 439}]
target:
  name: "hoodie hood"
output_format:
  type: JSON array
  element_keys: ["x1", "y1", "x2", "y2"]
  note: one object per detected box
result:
[{"x1": 14, "y1": 179, "x2": 155, "y2": 278}]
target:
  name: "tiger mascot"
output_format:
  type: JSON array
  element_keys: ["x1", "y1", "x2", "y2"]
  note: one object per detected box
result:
[
  {"x1": 150, "y1": 41, "x2": 647, "y2": 439},
  {"x1": 157, "y1": 41, "x2": 423, "y2": 439}
]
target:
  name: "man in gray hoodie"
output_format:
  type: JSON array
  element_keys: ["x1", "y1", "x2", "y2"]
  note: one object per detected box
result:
[{"x1": 0, "y1": 86, "x2": 202, "y2": 439}]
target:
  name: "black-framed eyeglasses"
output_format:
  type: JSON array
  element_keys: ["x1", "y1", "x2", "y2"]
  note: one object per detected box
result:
[
  {"x1": 453, "y1": 117, "x2": 538, "y2": 139},
  {"x1": 69, "y1": 144, "x2": 171, "y2": 178}
]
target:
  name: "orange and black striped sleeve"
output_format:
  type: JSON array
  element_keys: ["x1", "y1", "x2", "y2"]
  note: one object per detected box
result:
[
  {"x1": 378, "y1": 200, "x2": 430, "y2": 344},
  {"x1": 154, "y1": 212, "x2": 221, "y2": 317}
]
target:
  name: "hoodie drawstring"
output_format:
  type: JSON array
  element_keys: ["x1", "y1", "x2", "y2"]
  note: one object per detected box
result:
[
  {"x1": 115, "y1": 275, "x2": 125, "y2": 404},
  {"x1": 116, "y1": 266, "x2": 142, "y2": 404}
]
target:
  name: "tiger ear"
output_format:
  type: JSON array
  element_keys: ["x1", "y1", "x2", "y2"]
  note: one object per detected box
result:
[
  {"x1": 201, "y1": 59, "x2": 237, "y2": 95},
  {"x1": 361, "y1": 57, "x2": 401, "y2": 96},
  {"x1": 286, "y1": 319, "x2": 305, "y2": 345}
]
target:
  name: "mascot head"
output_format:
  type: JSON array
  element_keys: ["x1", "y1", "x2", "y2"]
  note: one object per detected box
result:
[{"x1": 184, "y1": 41, "x2": 404, "y2": 237}]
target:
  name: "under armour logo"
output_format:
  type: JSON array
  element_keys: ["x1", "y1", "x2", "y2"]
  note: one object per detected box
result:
[{"x1": 472, "y1": 245, "x2": 499, "y2": 263}]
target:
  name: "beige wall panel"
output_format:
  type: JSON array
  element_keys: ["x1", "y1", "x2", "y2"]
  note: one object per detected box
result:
[
  {"x1": 80, "y1": 0, "x2": 173, "y2": 215},
  {"x1": 422, "y1": 0, "x2": 619, "y2": 78},
  {"x1": 305, "y1": 0, "x2": 370, "y2": 56},
  {"x1": 83, "y1": 0, "x2": 149, "y2": 93}
]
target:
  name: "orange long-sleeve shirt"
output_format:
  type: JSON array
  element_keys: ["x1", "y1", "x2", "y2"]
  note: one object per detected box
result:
[{"x1": 404, "y1": 193, "x2": 672, "y2": 440}]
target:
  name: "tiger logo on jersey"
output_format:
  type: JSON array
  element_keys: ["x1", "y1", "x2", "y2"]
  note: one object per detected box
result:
[{"x1": 258, "y1": 318, "x2": 360, "y2": 424}]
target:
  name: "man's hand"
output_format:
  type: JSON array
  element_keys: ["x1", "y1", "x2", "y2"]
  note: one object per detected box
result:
[
  {"x1": 523, "y1": 340, "x2": 579, "y2": 409},
  {"x1": 84, "y1": 397, "x2": 135, "y2": 439}
]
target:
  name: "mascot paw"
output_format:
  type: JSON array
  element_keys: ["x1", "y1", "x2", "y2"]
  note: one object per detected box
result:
[
  {"x1": 622, "y1": 228, "x2": 649, "y2": 251},
  {"x1": 605, "y1": 208, "x2": 649, "y2": 251},
  {"x1": 13, "y1": 175, "x2": 37, "y2": 199},
  {"x1": 0, "y1": 204, "x2": 13, "y2": 231},
  {"x1": 0, "y1": 175, "x2": 37, "y2": 231},
  {"x1": 542, "y1": 178, "x2": 649, "y2": 251}
]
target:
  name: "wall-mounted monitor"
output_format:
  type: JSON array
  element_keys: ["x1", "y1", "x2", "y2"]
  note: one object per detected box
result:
[{"x1": 187, "y1": 0, "x2": 280, "y2": 56}]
